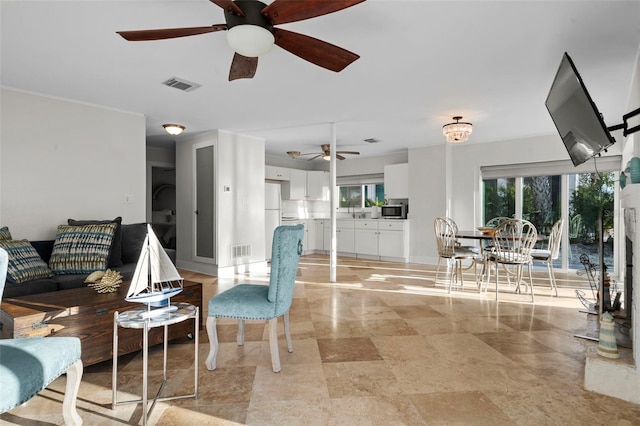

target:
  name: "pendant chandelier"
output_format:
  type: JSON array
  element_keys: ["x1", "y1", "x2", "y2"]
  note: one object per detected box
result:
[{"x1": 442, "y1": 116, "x2": 473, "y2": 143}]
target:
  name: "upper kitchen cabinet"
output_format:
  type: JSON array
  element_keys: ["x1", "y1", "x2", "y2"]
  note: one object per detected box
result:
[
  {"x1": 384, "y1": 163, "x2": 408, "y2": 199},
  {"x1": 283, "y1": 169, "x2": 329, "y2": 200},
  {"x1": 265, "y1": 165, "x2": 291, "y2": 181},
  {"x1": 306, "y1": 170, "x2": 329, "y2": 200}
]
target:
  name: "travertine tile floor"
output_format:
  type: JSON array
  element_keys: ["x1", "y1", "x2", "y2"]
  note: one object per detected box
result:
[{"x1": 2, "y1": 255, "x2": 639, "y2": 425}]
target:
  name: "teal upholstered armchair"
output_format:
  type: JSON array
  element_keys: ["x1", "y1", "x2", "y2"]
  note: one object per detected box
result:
[
  {"x1": 0, "y1": 248, "x2": 83, "y2": 425},
  {"x1": 205, "y1": 225, "x2": 304, "y2": 373}
]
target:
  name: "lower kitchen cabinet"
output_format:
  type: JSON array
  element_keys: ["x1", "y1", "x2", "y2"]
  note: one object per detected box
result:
[
  {"x1": 316, "y1": 219, "x2": 409, "y2": 261},
  {"x1": 354, "y1": 220, "x2": 409, "y2": 261}
]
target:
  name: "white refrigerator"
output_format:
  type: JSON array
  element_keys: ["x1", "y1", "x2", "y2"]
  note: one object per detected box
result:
[{"x1": 265, "y1": 183, "x2": 281, "y2": 260}]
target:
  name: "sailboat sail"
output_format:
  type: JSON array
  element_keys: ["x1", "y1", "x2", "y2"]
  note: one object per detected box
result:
[{"x1": 125, "y1": 224, "x2": 183, "y2": 306}]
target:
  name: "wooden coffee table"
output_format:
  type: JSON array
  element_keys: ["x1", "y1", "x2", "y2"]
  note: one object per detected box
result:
[{"x1": 0, "y1": 280, "x2": 202, "y2": 366}]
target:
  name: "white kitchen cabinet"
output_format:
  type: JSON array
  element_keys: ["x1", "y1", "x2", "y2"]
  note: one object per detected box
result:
[
  {"x1": 336, "y1": 219, "x2": 355, "y2": 254},
  {"x1": 384, "y1": 163, "x2": 409, "y2": 199},
  {"x1": 337, "y1": 228, "x2": 355, "y2": 253},
  {"x1": 378, "y1": 229, "x2": 405, "y2": 258},
  {"x1": 354, "y1": 221, "x2": 379, "y2": 256},
  {"x1": 351, "y1": 219, "x2": 409, "y2": 261},
  {"x1": 284, "y1": 169, "x2": 307, "y2": 200},
  {"x1": 301, "y1": 220, "x2": 315, "y2": 255},
  {"x1": 306, "y1": 171, "x2": 330, "y2": 200},
  {"x1": 314, "y1": 220, "x2": 325, "y2": 252},
  {"x1": 265, "y1": 165, "x2": 290, "y2": 181},
  {"x1": 377, "y1": 220, "x2": 409, "y2": 260},
  {"x1": 282, "y1": 170, "x2": 329, "y2": 200}
]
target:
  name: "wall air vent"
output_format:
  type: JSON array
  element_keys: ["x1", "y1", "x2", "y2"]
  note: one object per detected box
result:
[
  {"x1": 161, "y1": 77, "x2": 201, "y2": 92},
  {"x1": 364, "y1": 138, "x2": 381, "y2": 143},
  {"x1": 231, "y1": 244, "x2": 251, "y2": 259}
]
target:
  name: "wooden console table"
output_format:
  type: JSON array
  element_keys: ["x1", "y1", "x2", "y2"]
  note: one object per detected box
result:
[{"x1": 0, "y1": 280, "x2": 202, "y2": 366}]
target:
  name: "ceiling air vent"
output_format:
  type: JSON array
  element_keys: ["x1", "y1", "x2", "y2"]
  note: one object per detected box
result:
[
  {"x1": 161, "y1": 77, "x2": 201, "y2": 92},
  {"x1": 364, "y1": 138, "x2": 381, "y2": 143}
]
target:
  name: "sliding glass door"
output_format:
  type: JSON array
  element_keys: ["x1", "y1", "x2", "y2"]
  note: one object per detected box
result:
[{"x1": 483, "y1": 171, "x2": 616, "y2": 272}]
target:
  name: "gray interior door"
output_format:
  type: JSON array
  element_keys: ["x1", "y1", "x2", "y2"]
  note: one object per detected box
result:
[{"x1": 195, "y1": 144, "x2": 215, "y2": 261}]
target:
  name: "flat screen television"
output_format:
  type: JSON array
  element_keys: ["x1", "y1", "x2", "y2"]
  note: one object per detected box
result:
[{"x1": 545, "y1": 52, "x2": 616, "y2": 167}]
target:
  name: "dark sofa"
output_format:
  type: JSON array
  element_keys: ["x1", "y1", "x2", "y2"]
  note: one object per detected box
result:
[{"x1": 3, "y1": 223, "x2": 176, "y2": 299}]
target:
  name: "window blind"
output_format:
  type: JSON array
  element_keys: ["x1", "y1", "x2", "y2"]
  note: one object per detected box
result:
[
  {"x1": 336, "y1": 173, "x2": 384, "y2": 186},
  {"x1": 480, "y1": 155, "x2": 622, "y2": 179}
]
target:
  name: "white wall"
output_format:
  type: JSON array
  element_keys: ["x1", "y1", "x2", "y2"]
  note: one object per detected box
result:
[
  {"x1": 175, "y1": 130, "x2": 266, "y2": 275},
  {"x1": 337, "y1": 151, "x2": 408, "y2": 177},
  {"x1": 407, "y1": 144, "x2": 446, "y2": 264},
  {"x1": 217, "y1": 130, "x2": 266, "y2": 269},
  {"x1": 0, "y1": 89, "x2": 146, "y2": 239}
]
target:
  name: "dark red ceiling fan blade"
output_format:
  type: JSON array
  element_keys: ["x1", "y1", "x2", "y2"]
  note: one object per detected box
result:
[
  {"x1": 262, "y1": 0, "x2": 365, "y2": 25},
  {"x1": 273, "y1": 28, "x2": 359, "y2": 72},
  {"x1": 229, "y1": 53, "x2": 258, "y2": 81},
  {"x1": 307, "y1": 154, "x2": 323, "y2": 161},
  {"x1": 336, "y1": 154, "x2": 346, "y2": 160},
  {"x1": 117, "y1": 25, "x2": 227, "y2": 41},
  {"x1": 337, "y1": 151, "x2": 360, "y2": 155},
  {"x1": 209, "y1": 0, "x2": 245, "y2": 16}
]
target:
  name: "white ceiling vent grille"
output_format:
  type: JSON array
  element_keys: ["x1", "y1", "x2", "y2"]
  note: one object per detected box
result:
[
  {"x1": 162, "y1": 77, "x2": 201, "y2": 92},
  {"x1": 231, "y1": 244, "x2": 251, "y2": 259}
]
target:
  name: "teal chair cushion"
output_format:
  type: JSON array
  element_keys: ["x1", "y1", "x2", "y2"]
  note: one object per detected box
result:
[
  {"x1": 0, "y1": 337, "x2": 82, "y2": 413},
  {"x1": 208, "y1": 225, "x2": 303, "y2": 321}
]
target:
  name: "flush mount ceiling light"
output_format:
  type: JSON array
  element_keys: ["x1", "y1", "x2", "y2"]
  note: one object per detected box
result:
[
  {"x1": 163, "y1": 124, "x2": 185, "y2": 136},
  {"x1": 443, "y1": 116, "x2": 473, "y2": 143}
]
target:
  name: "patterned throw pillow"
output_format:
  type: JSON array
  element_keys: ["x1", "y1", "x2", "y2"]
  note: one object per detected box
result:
[
  {"x1": 0, "y1": 226, "x2": 12, "y2": 240},
  {"x1": 0, "y1": 239, "x2": 54, "y2": 283},
  {"x1": 68, "y1": 217, "x2": 122, "y2": 267},
  {"x1": 49, "y1": 223, "x2": 117, "y2": 274}
]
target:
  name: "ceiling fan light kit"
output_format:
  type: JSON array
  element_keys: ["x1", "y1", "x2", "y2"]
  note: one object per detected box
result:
[
  {"x1": 226, "y1": 25, "x2": 274, "y2": 57},
  {"x1": 117, "y1": 0, "x2": 366, "y2": 81},
  {"x1": 163, "y1": 124, "x2": 185, "y2": 135},
  {"x1": 443, "y1": 116, "x2": 473, "y2": 143}
]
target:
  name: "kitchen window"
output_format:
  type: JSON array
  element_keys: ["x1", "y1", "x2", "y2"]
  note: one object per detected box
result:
[{"x1": 338, "y1": 184, "x2": 384, "y2": 208}]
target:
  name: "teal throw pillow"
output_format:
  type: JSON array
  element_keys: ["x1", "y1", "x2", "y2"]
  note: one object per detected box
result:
[
  {"x1": 49, "y1": 223, "x2": 117, "y2": 274},
  {"x1": 0, "y1": 239, "x2": 54, "y2": 283}
]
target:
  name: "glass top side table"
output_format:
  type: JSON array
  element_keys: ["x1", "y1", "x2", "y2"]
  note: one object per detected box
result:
[{"x1": 112, "y1": 302, "x2": 199, "y2": 426}]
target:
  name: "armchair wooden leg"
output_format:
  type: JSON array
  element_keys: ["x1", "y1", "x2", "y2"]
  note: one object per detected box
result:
[
  {"x1": 283, "y1": 312, "x2": 293, "y2": 353},
  {"x1": 63, "y1": 359, "x2": 83, "y2": 426},
  {"x1": 205, "y1": 317, "x2": 218, "y2": 371},
  {"x1": 268, "y1": 318, "x2": 281, "y2": 373}
]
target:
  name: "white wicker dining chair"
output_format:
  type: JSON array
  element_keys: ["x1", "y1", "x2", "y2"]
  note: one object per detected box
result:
[
  {"x1": 530, "y1": 219, "x2": 564, "y2": 297},
  {"x1": 485, "y1": 219, "x2": 537, "y2": 302},
  {"x1": 434, "y1": 217, "x2": 479, "y2": 293}
]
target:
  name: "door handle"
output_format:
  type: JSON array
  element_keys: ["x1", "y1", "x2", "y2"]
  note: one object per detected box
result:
[{"x1": 195, "y1": 210, "x2": 199, "y2": 215}]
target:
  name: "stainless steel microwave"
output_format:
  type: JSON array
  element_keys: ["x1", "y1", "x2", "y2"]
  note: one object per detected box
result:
[{"x1": 381, "y1": 204, "x2": 407, "y2": 219}]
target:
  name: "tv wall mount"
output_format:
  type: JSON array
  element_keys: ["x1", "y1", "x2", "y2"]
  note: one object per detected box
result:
[{"x1": 607, "y1": 106, "x2": 640, "y2": 137}]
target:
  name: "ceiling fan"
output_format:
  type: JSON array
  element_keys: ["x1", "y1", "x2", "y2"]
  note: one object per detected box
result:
[
  {"x1": 287, "y1": 144, "x2": 360, "y2": 161},
  {"x1": 117, "y1": 0, "x2": 365, "y2": 81}
]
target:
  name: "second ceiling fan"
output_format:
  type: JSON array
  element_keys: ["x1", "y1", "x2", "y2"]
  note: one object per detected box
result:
[
  {"x1": 287, "y1": 144, "x2": 360, "y2": 161},
  {"x1": 117, "y1": 0, "x2": 365, "y2": 81}
]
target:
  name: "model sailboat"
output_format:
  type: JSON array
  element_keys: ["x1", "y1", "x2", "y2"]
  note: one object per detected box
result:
[{"x1": 126, "y1": 224, "x2": 183, "y2": 318}]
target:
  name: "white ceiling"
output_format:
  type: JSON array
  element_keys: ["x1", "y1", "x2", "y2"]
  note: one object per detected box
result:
[{"x1": 2, "y1": 1, "x2": 639, "y2": 160}]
